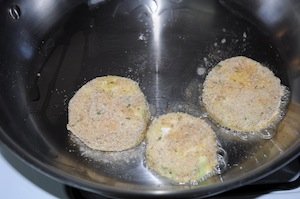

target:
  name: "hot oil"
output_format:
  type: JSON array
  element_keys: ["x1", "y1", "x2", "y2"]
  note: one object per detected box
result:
[
  {"x1": 69, "y1": 133, "x2": 145, "y2": 165},
  {"x1": 66, "y1": 59, "x2": 290, "y2": 186},
  {"x1": 62, "y1": 0, "x2": 291, "y2": 186}
]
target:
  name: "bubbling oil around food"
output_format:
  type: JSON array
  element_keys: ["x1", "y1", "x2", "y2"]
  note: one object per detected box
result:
[
  {"x1": 188, "y1": 144, "x2": 228, "y2": 186},
  {"x1": 200, "y1": 86, "x2": 290, "y2": 141},
  {"x1": 69, "y1": 133, "x2": 145, "y2": 165},
  {"x1": 143, "y1": 139, "x2": 228, "y2": 186}
]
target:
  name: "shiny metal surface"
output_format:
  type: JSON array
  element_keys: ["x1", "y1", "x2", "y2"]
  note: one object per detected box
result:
[{"x1": 0, "y1": 0, "x2": 300, "y2": 198}]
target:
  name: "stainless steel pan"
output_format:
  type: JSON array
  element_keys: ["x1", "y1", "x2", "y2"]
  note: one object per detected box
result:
[{"x1": 0, "y1": 0, "x2": 300, "y2": 198}]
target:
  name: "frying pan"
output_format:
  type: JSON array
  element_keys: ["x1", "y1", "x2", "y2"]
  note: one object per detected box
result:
[{"x1": 0, "y1": 0, "x2": 300, "y2": 198}]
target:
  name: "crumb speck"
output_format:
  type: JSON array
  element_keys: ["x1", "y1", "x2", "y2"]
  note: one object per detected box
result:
[
  {"x1": 263, "y1": 154, "x2": 267, "y2": 158},
  {"x1": 197, "y1": 67, "x2": 206, "y2": 76},
  {"x1": 138, "y1": 33, "x2": 146, "y2": 41}
]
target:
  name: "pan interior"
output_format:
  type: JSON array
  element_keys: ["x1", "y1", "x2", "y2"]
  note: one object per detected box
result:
[{"x1": 1, "y1": 0, "x2": 300, "y2": 196}]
